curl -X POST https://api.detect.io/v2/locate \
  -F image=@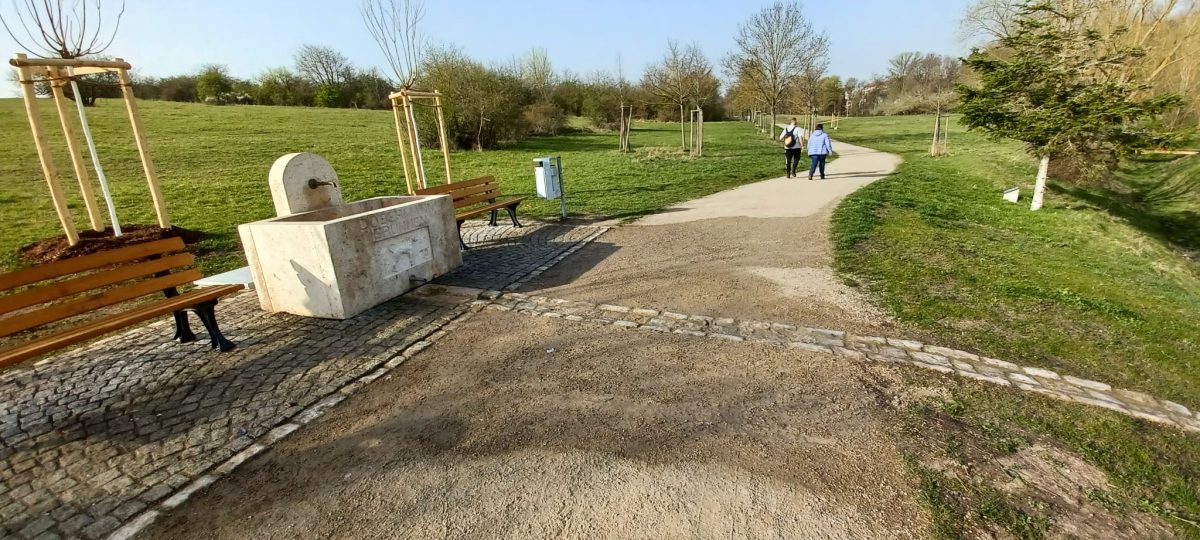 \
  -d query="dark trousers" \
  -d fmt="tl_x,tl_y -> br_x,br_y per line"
808,154 -> 827,178
785,148 -> 802,176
